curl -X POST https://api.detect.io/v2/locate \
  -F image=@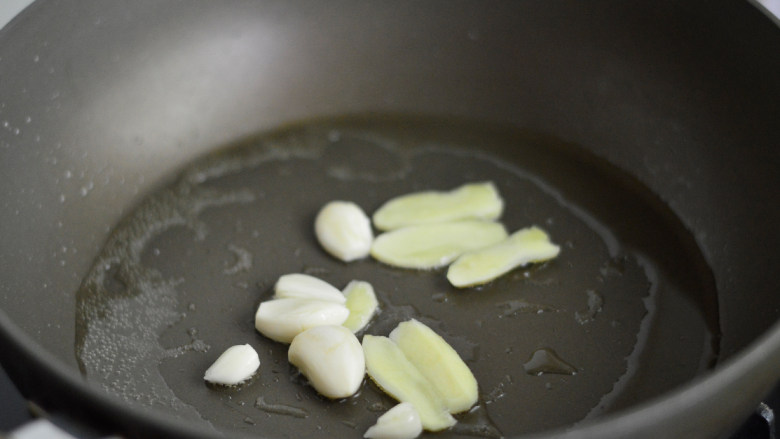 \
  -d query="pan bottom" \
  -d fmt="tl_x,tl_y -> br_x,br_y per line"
74,115 -> 719,437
